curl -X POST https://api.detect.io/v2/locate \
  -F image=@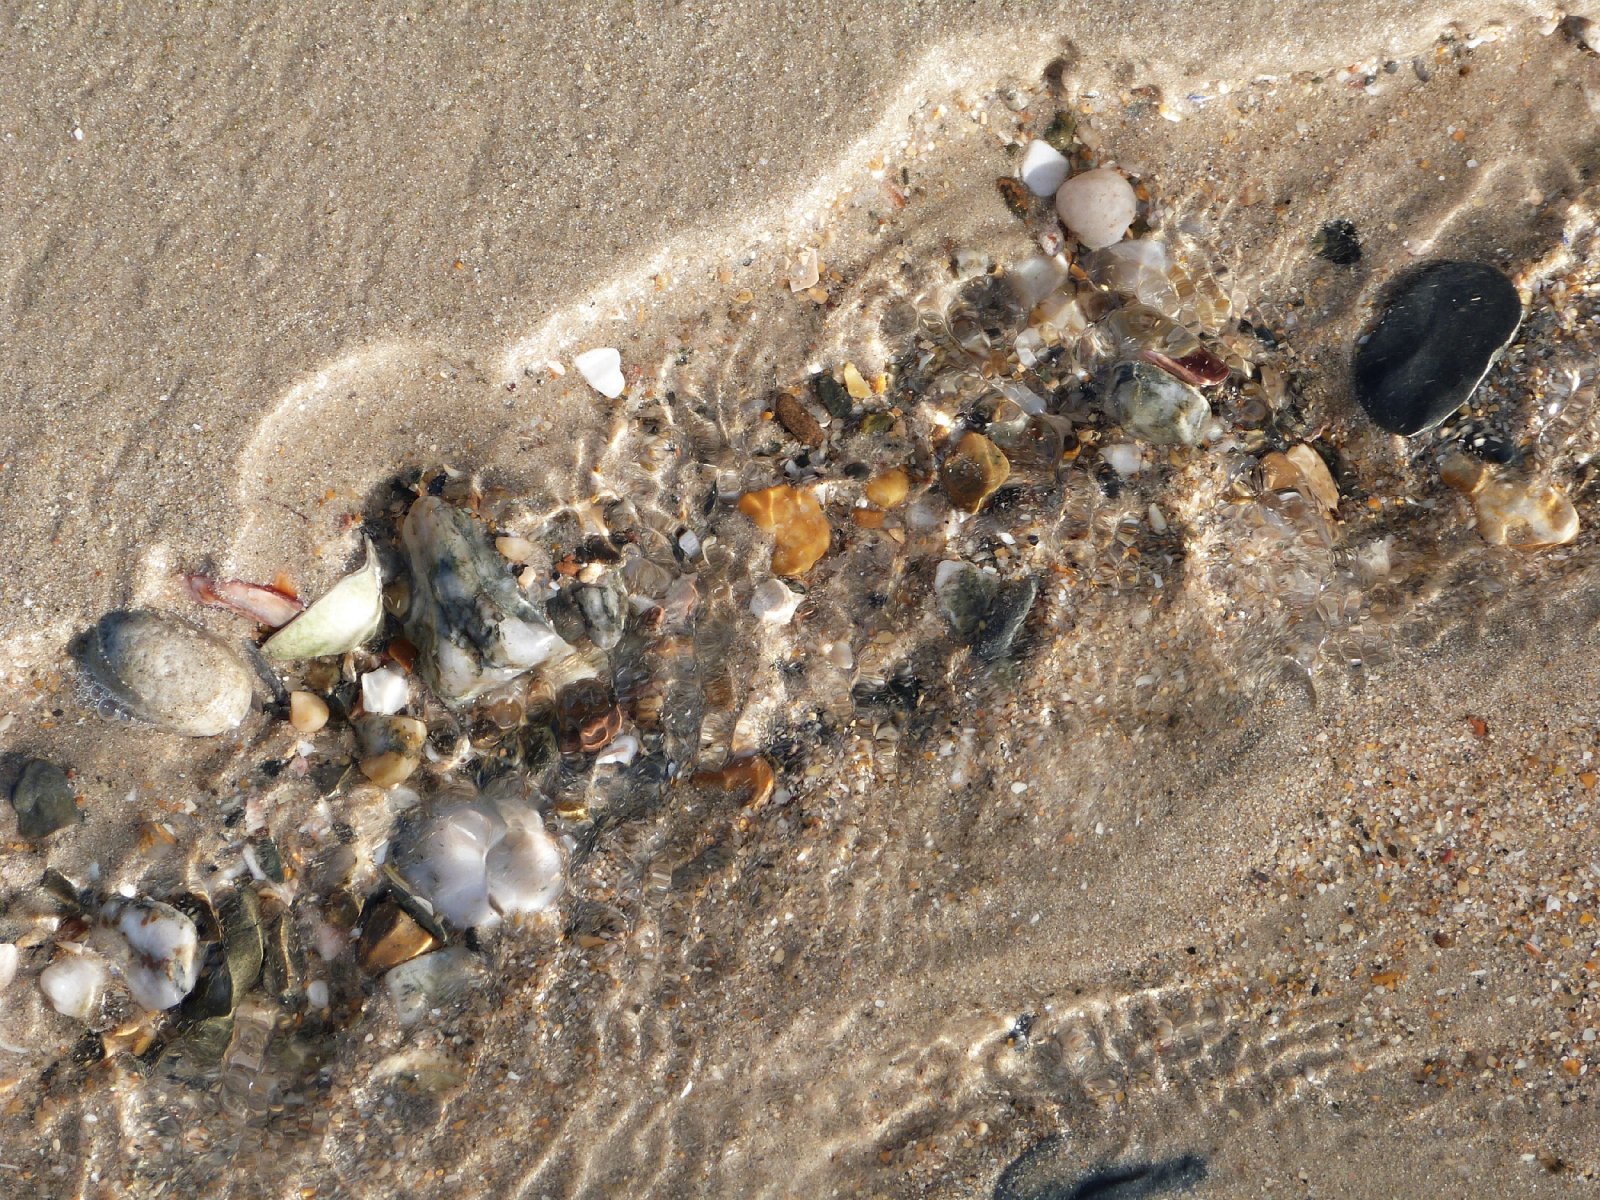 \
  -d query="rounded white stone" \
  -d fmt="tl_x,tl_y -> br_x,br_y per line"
750,578 -> 800,625
1019,139 -> 1070,197
360,667 -> 410,715
40,954 -> 108,1021
1054,168 -> 1138,251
